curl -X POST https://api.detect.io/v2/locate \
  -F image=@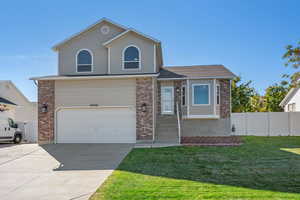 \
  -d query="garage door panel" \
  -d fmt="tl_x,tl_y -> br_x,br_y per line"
56,108 -> 136,143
